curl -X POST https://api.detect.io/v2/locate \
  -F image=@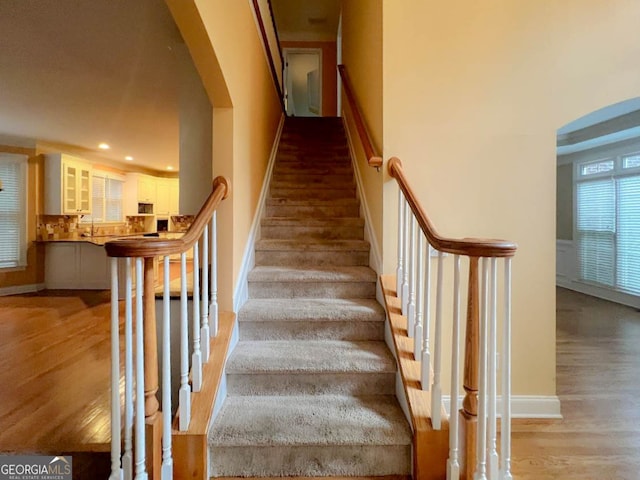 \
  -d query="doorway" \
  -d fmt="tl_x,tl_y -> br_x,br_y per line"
283,48 -> 322,117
